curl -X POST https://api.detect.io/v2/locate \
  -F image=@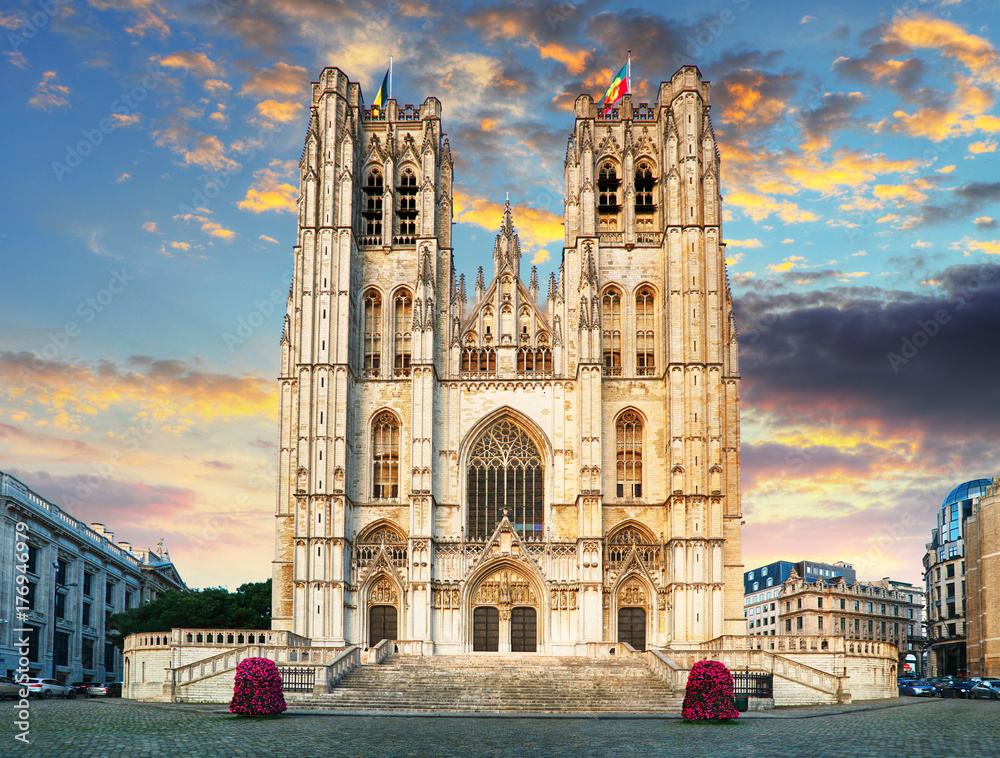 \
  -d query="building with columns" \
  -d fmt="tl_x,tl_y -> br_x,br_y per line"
0,471 -> 186,684
271,65 -> 744,654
